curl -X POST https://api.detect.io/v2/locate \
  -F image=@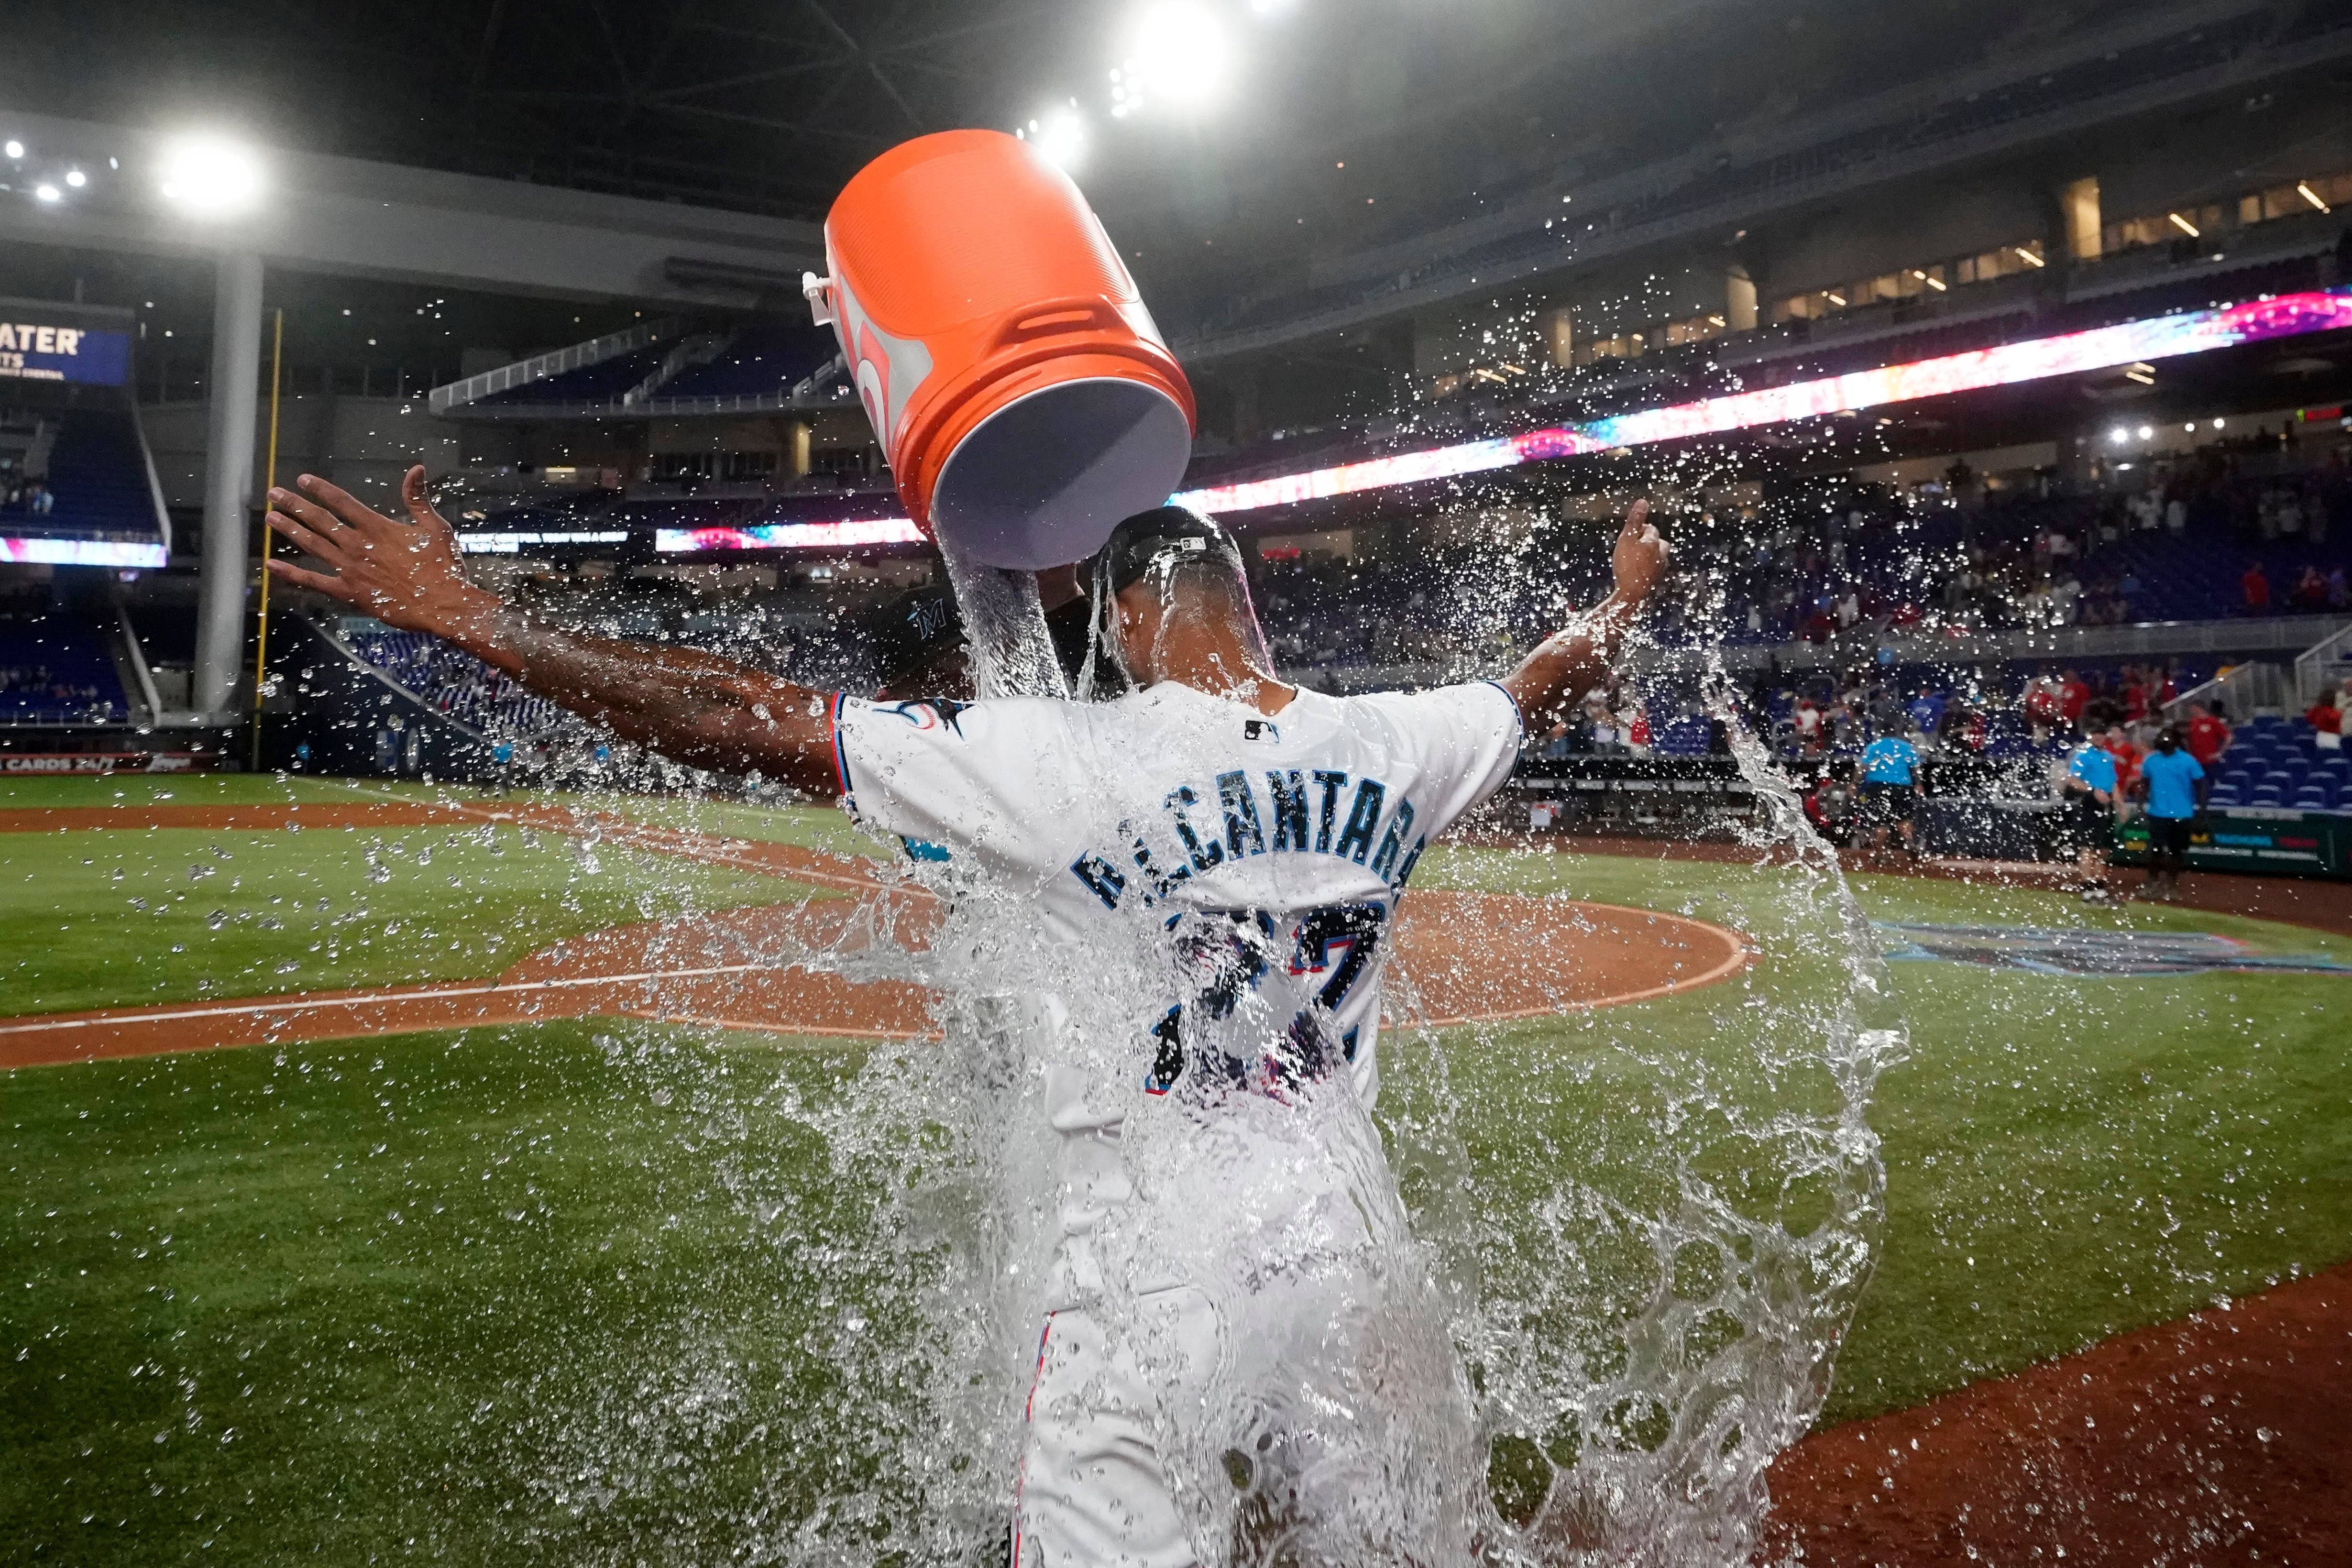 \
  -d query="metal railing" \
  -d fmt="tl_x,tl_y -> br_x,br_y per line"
2165,661 -> 2291,721
428,318 -> 683,417
2294,621 -> 2352,709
